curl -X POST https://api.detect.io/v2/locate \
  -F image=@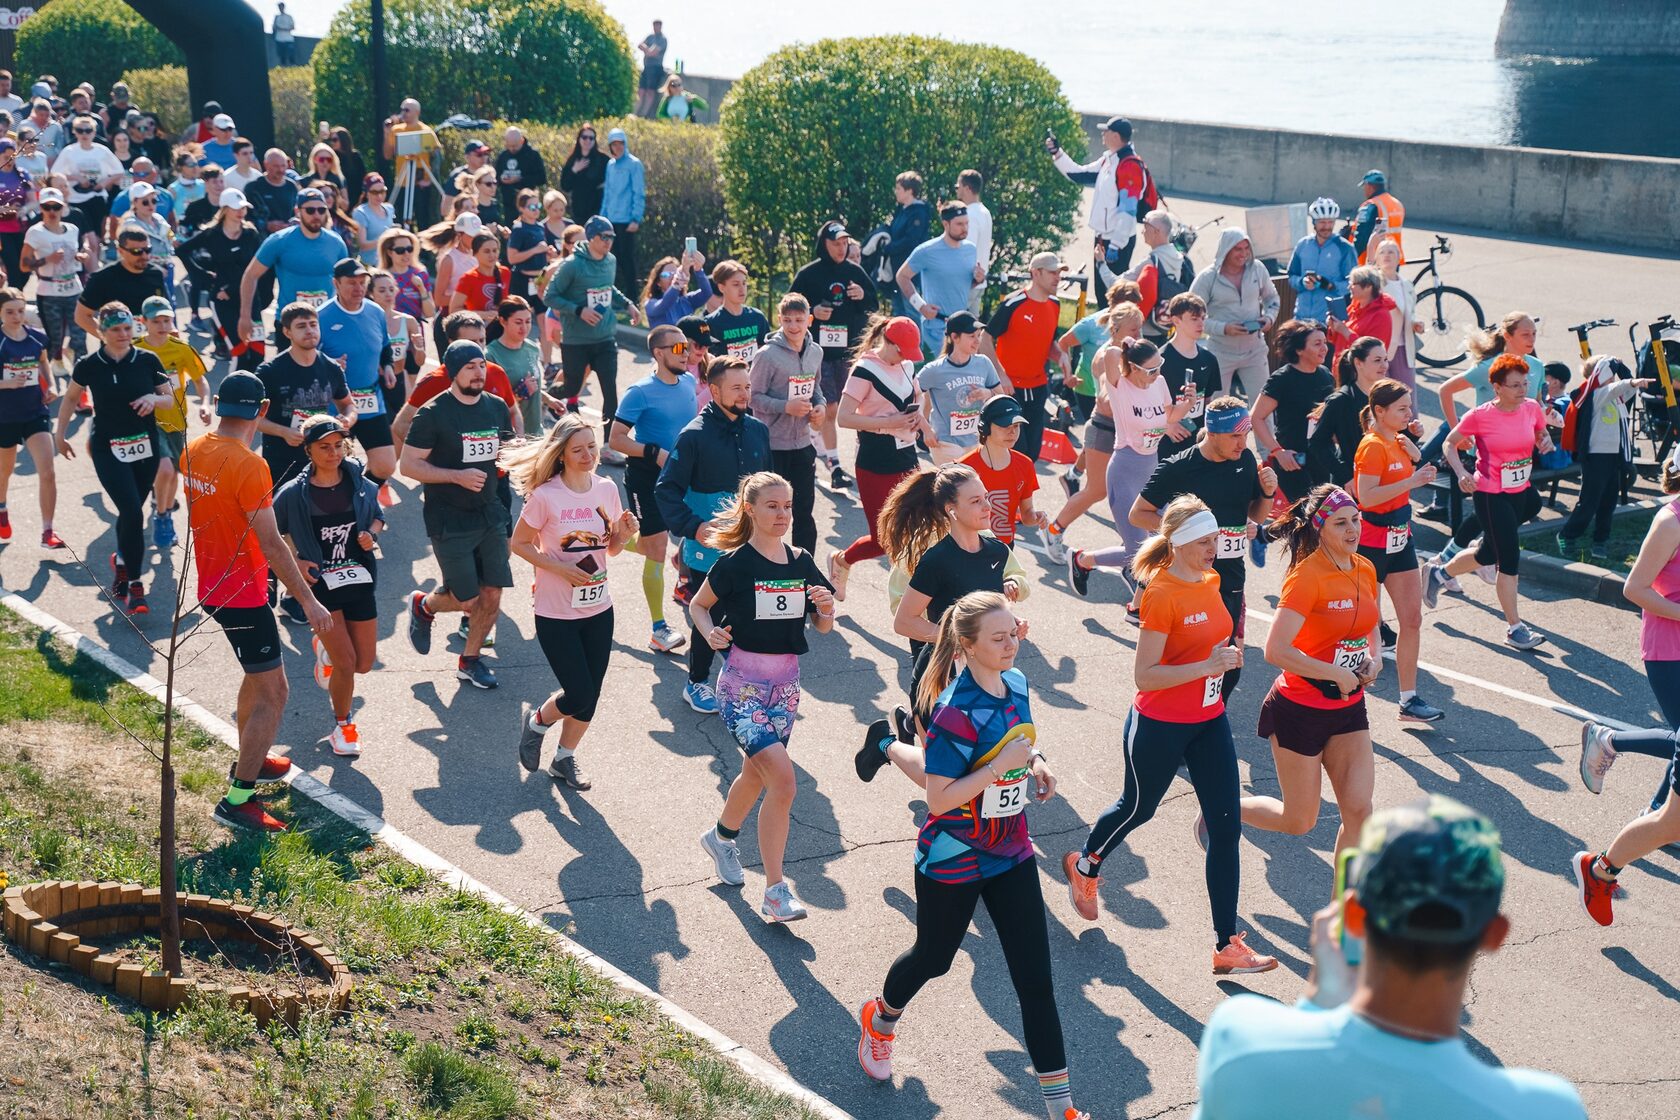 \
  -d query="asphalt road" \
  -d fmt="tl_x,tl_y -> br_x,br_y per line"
2,214 -> 1676,1119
